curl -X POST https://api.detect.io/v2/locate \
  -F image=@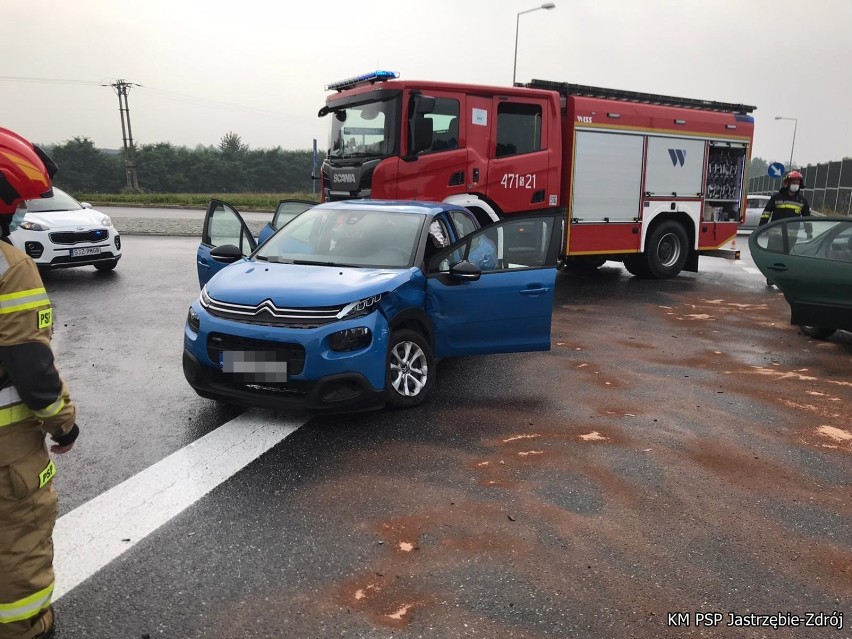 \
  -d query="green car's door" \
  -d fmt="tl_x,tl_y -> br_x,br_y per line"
749,217 -> 852,331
